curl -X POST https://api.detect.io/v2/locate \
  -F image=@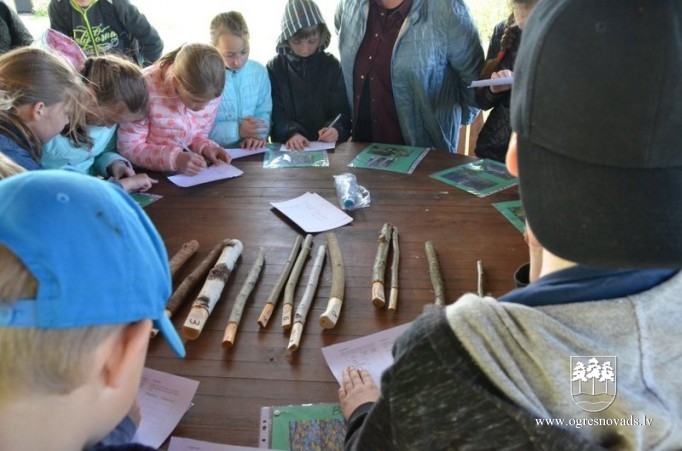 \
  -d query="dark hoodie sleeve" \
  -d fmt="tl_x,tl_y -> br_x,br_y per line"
115,0 -> 163,66
48,0 -> 71,37
267,56 -> 308,142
